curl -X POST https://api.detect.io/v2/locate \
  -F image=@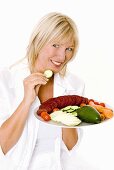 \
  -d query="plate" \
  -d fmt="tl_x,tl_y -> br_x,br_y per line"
34,105 -> 114,128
